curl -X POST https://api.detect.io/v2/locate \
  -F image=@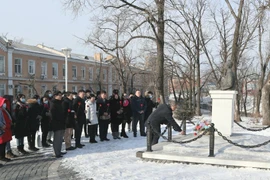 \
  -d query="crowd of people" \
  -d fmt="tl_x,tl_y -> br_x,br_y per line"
0,88 -> 159,166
